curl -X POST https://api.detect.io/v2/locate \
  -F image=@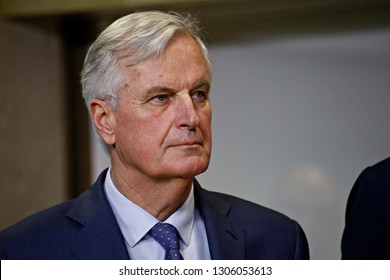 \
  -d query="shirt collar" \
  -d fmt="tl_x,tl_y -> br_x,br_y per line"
104,168 -> 194,248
